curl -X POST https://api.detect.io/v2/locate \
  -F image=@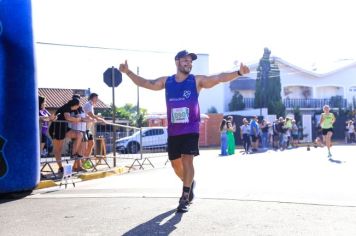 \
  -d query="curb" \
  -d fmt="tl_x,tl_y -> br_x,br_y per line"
36,167 -> 128,190
77,167 -> 128,181
35,180 -> 58,189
